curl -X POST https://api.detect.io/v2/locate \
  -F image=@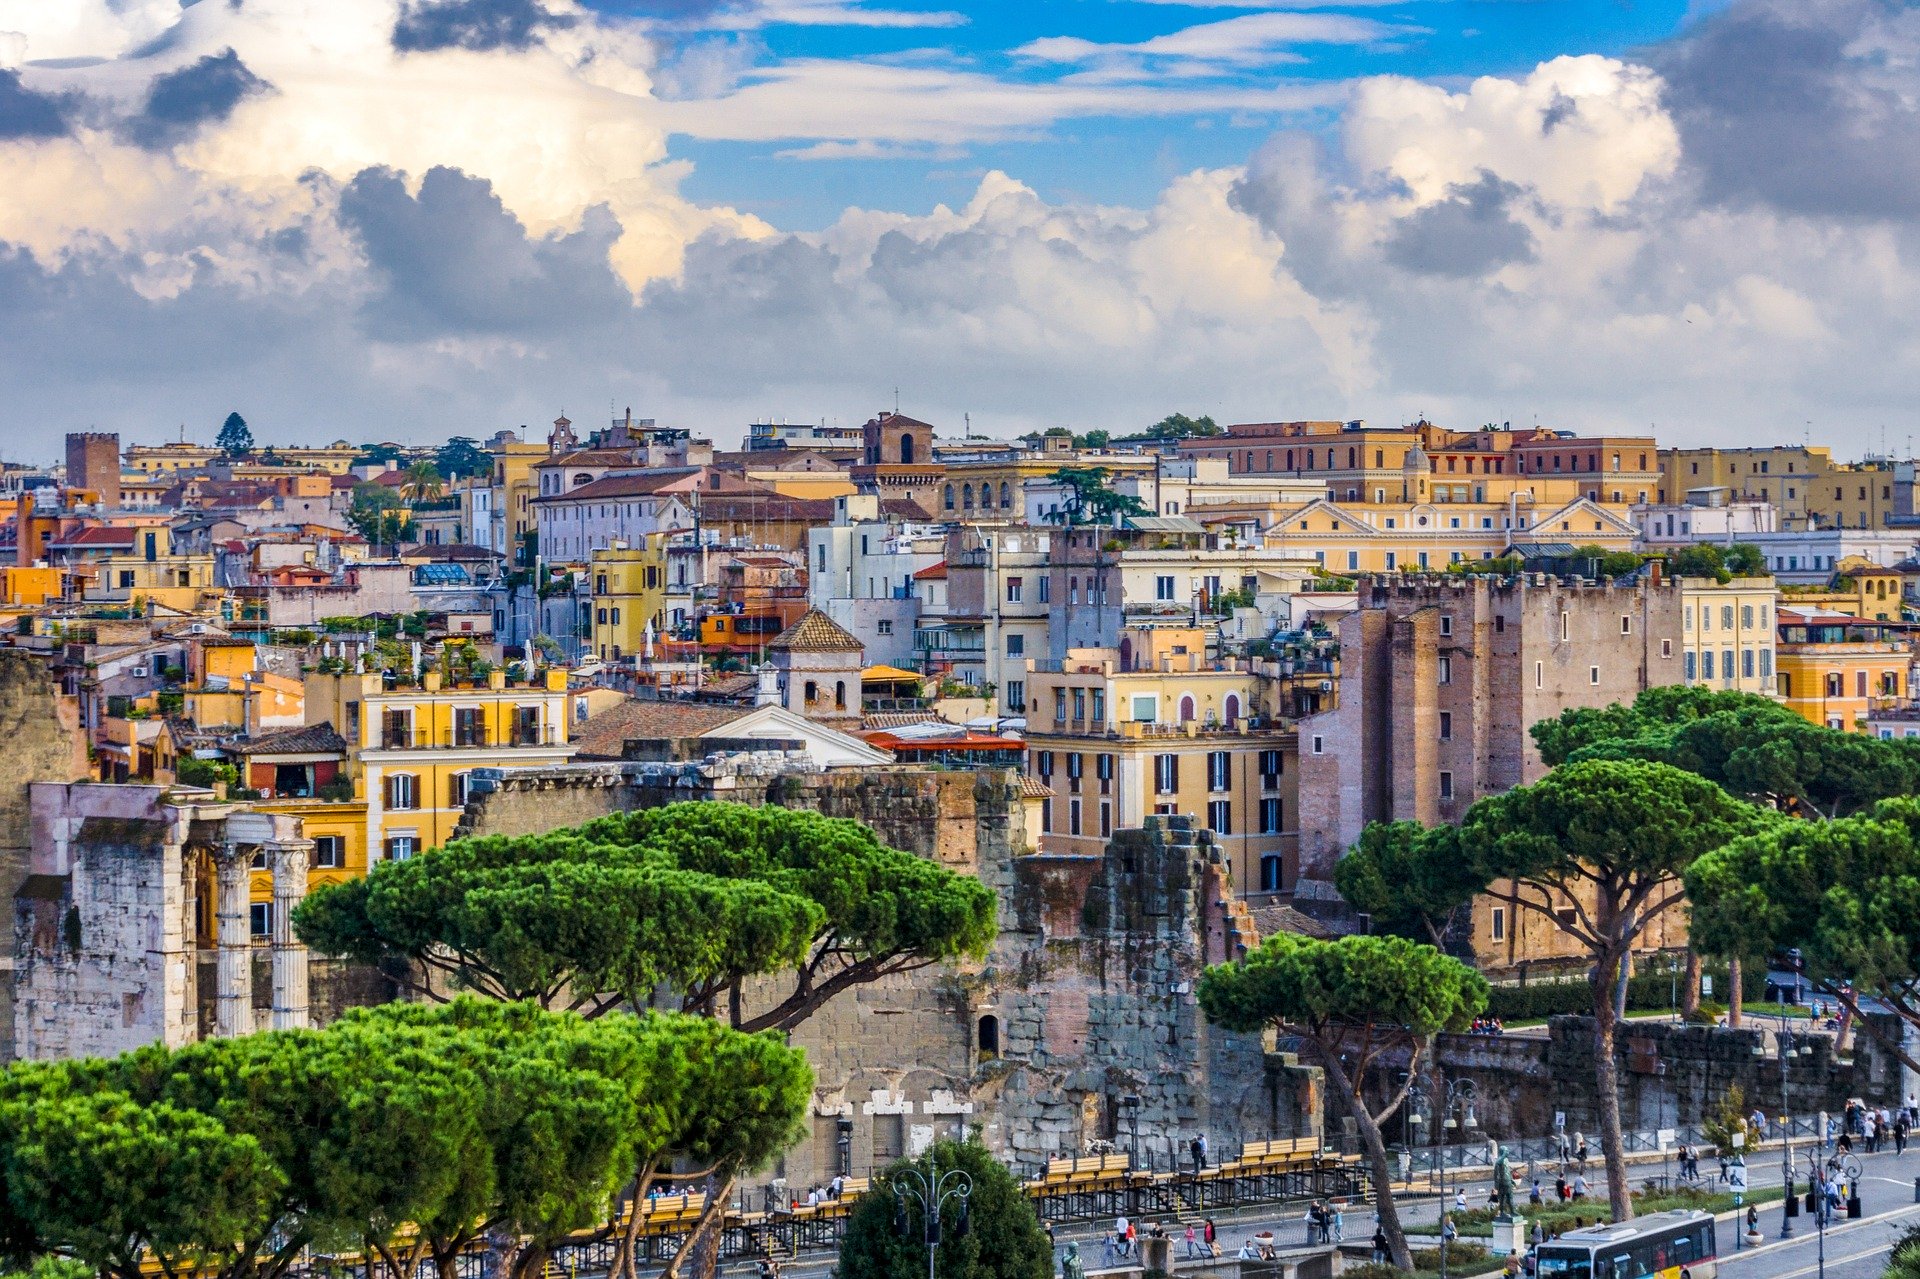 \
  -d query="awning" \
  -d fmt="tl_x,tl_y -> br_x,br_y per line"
861,664 -> 923,683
